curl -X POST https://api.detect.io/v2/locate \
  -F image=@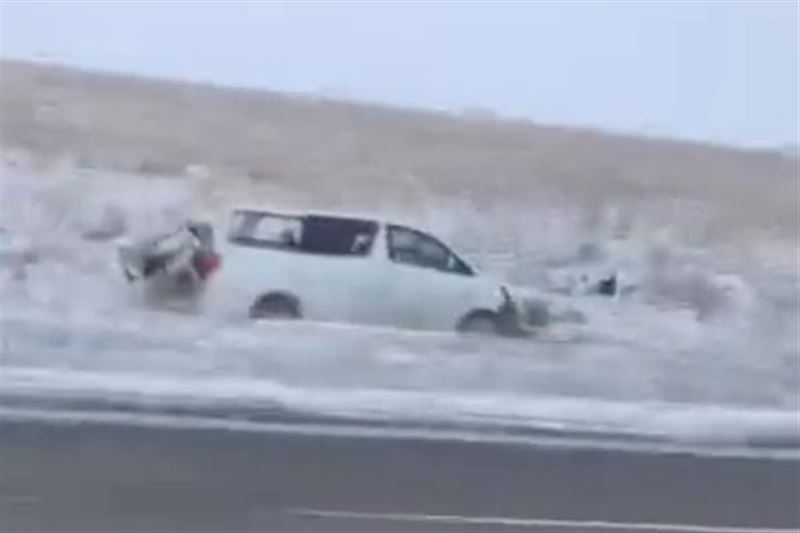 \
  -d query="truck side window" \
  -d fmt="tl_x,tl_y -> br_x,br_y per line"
387,225 -> 473,276
301,216 -> 378,256
228,212 -> 376,256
